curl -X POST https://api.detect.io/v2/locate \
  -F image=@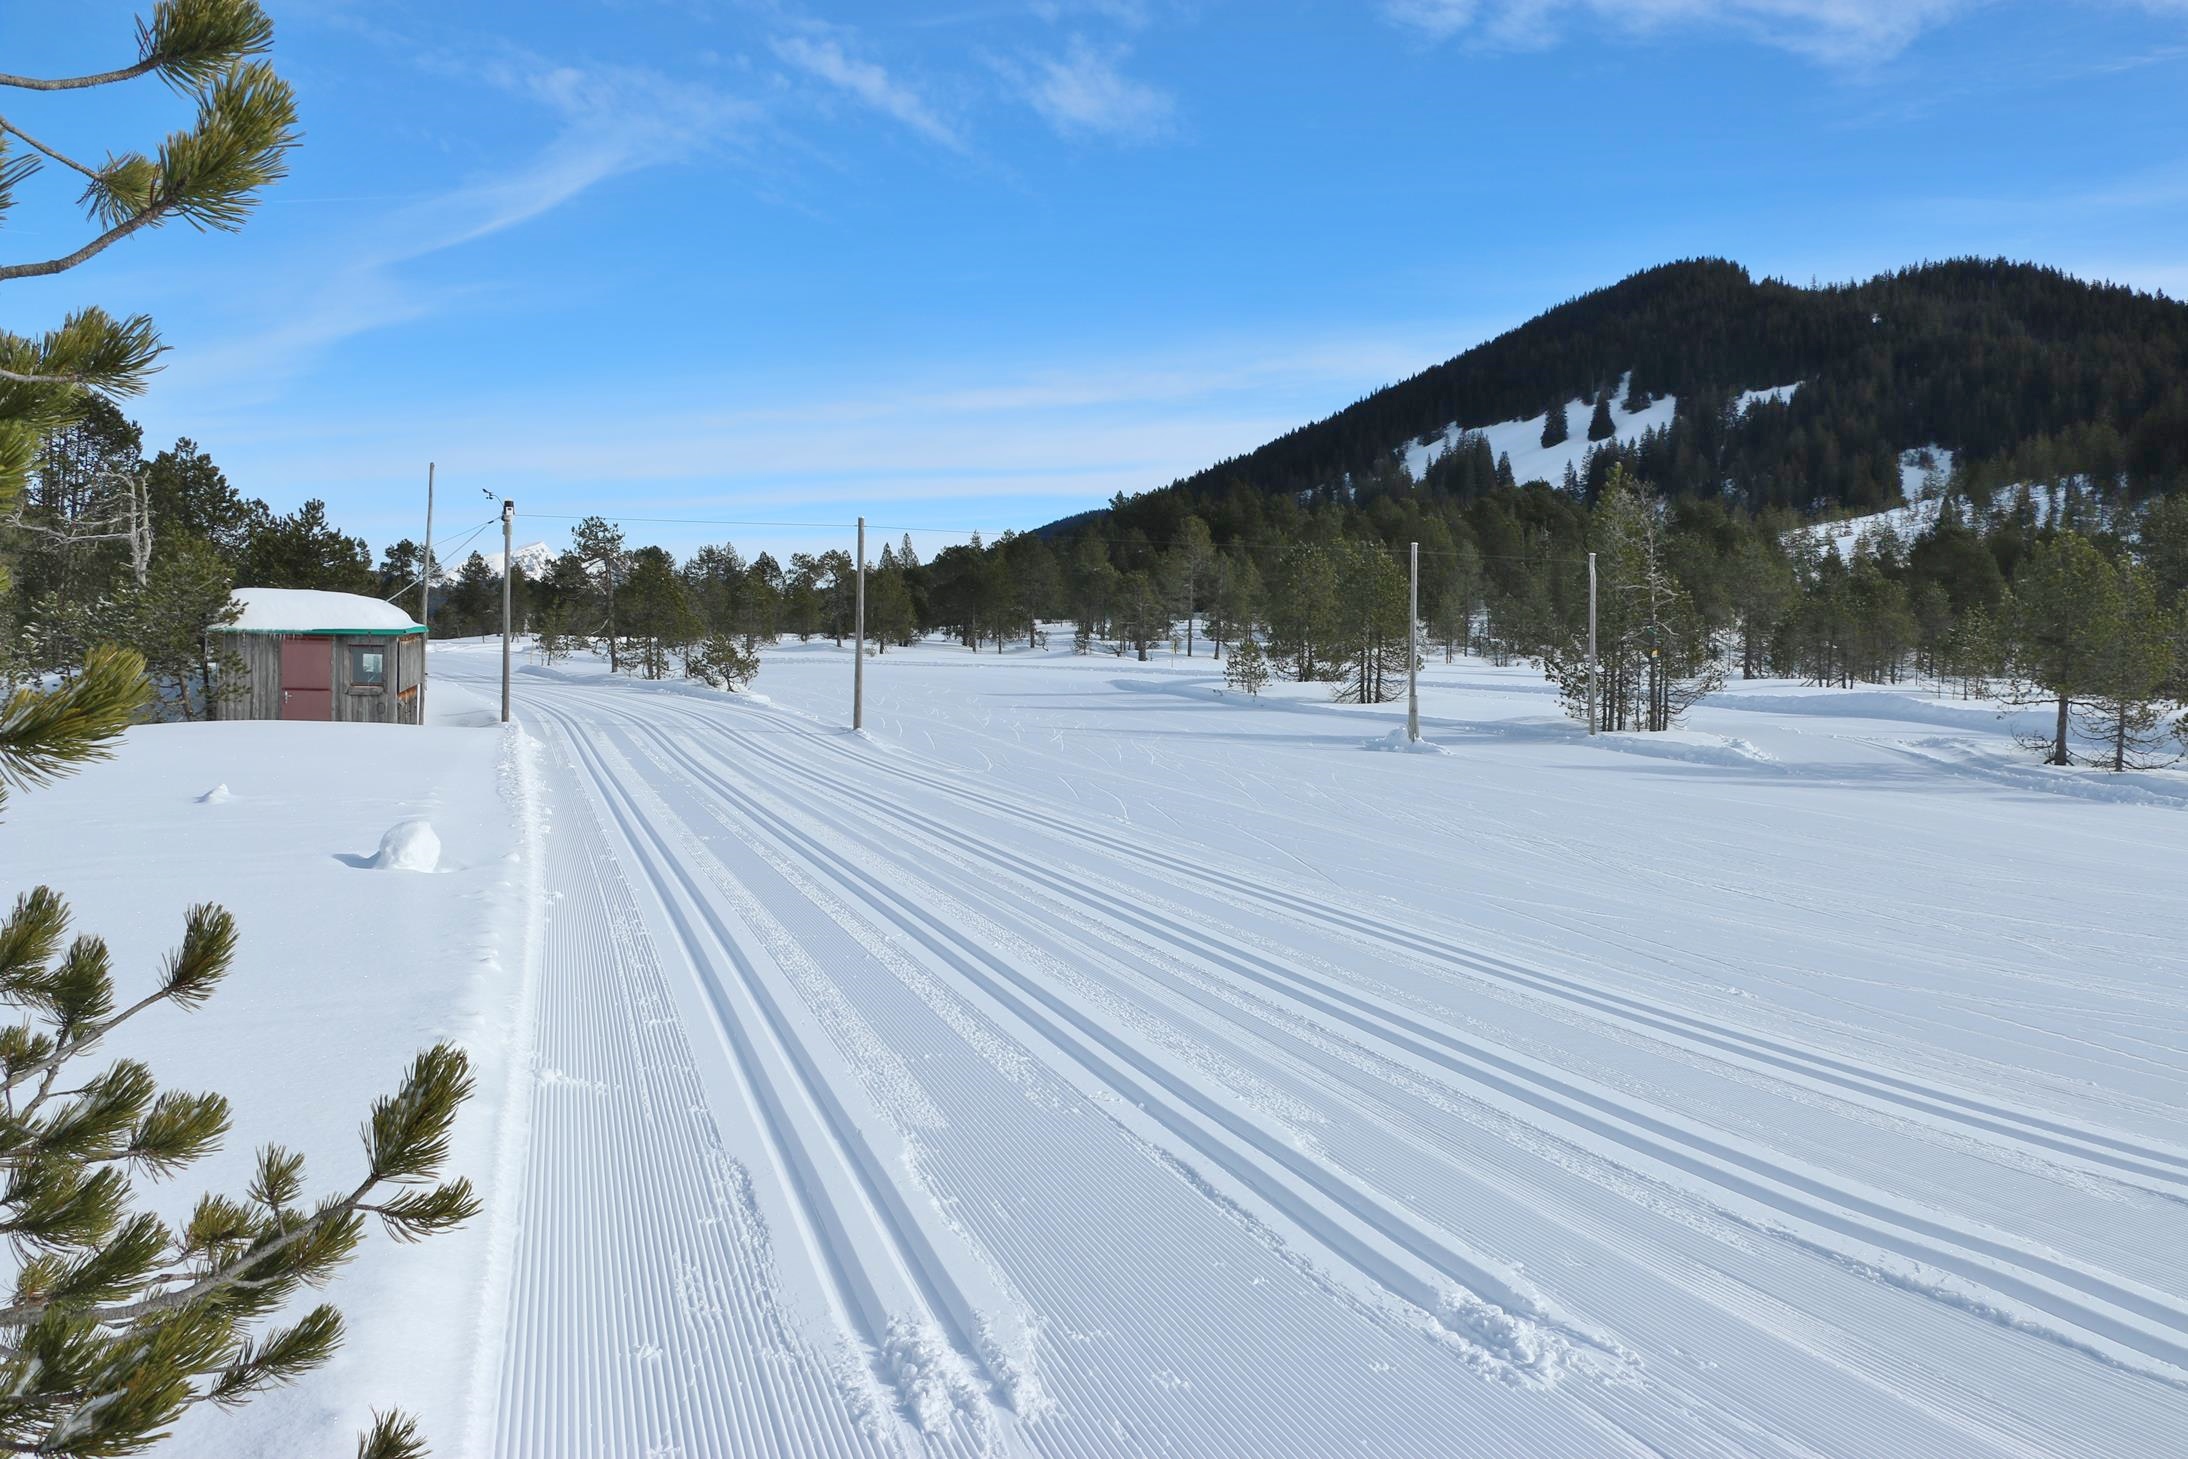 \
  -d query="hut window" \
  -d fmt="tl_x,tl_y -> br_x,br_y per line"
350,645 -> 387,686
